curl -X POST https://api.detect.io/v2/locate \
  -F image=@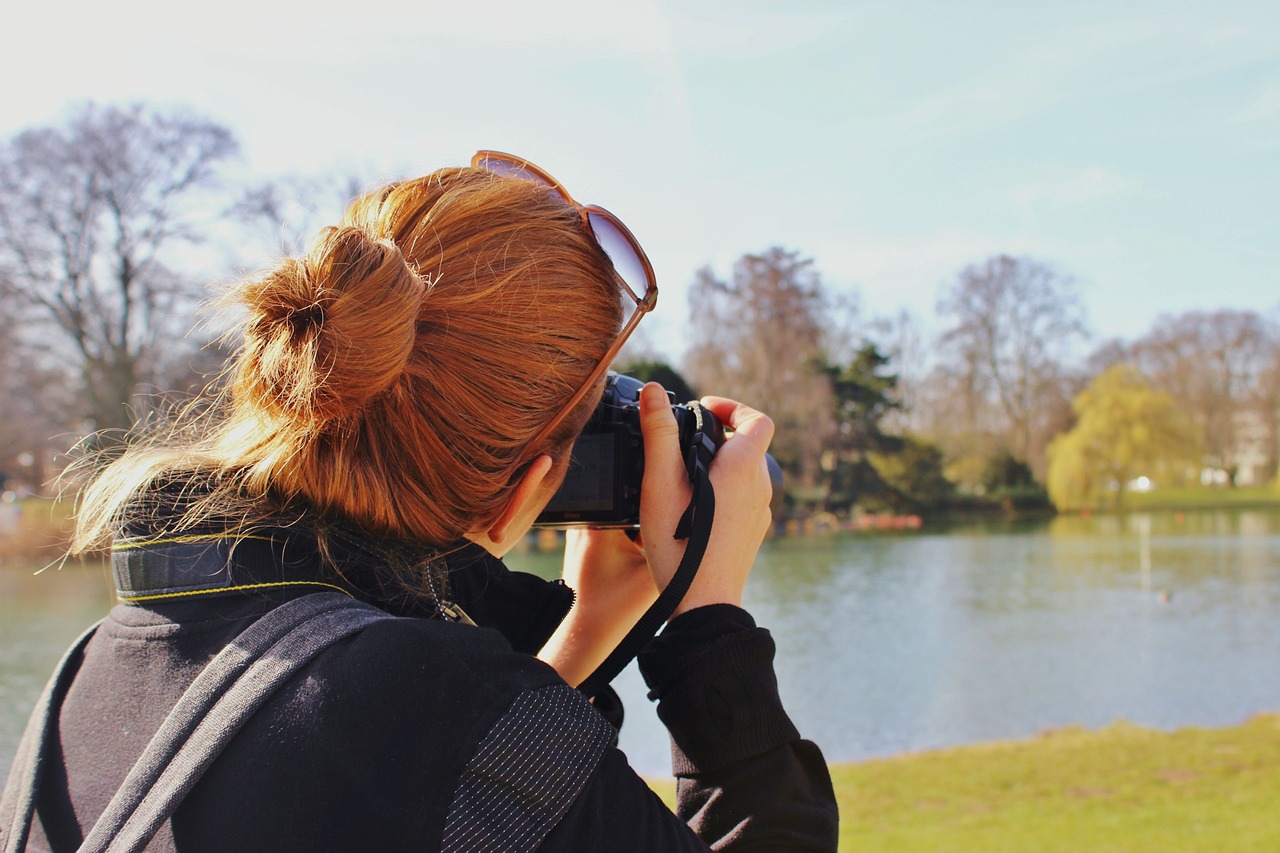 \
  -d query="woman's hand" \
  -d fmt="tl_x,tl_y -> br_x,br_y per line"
638,382 -> 775,616
537,528 -> 658,687
537,381 -> 775,684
